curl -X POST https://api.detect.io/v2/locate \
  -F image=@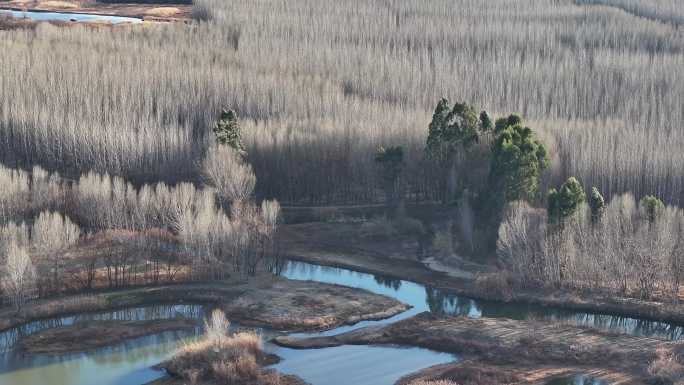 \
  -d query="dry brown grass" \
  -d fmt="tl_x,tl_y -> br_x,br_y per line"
0,14 -> 36,30
410,381 -> 460,385
144,7 -> 178,17
167,309 -> 282,385
648,347 -> 684,384
38,1 -> 78,9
